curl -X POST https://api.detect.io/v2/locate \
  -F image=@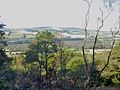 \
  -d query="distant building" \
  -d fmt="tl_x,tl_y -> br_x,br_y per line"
5,49 -> 25,57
